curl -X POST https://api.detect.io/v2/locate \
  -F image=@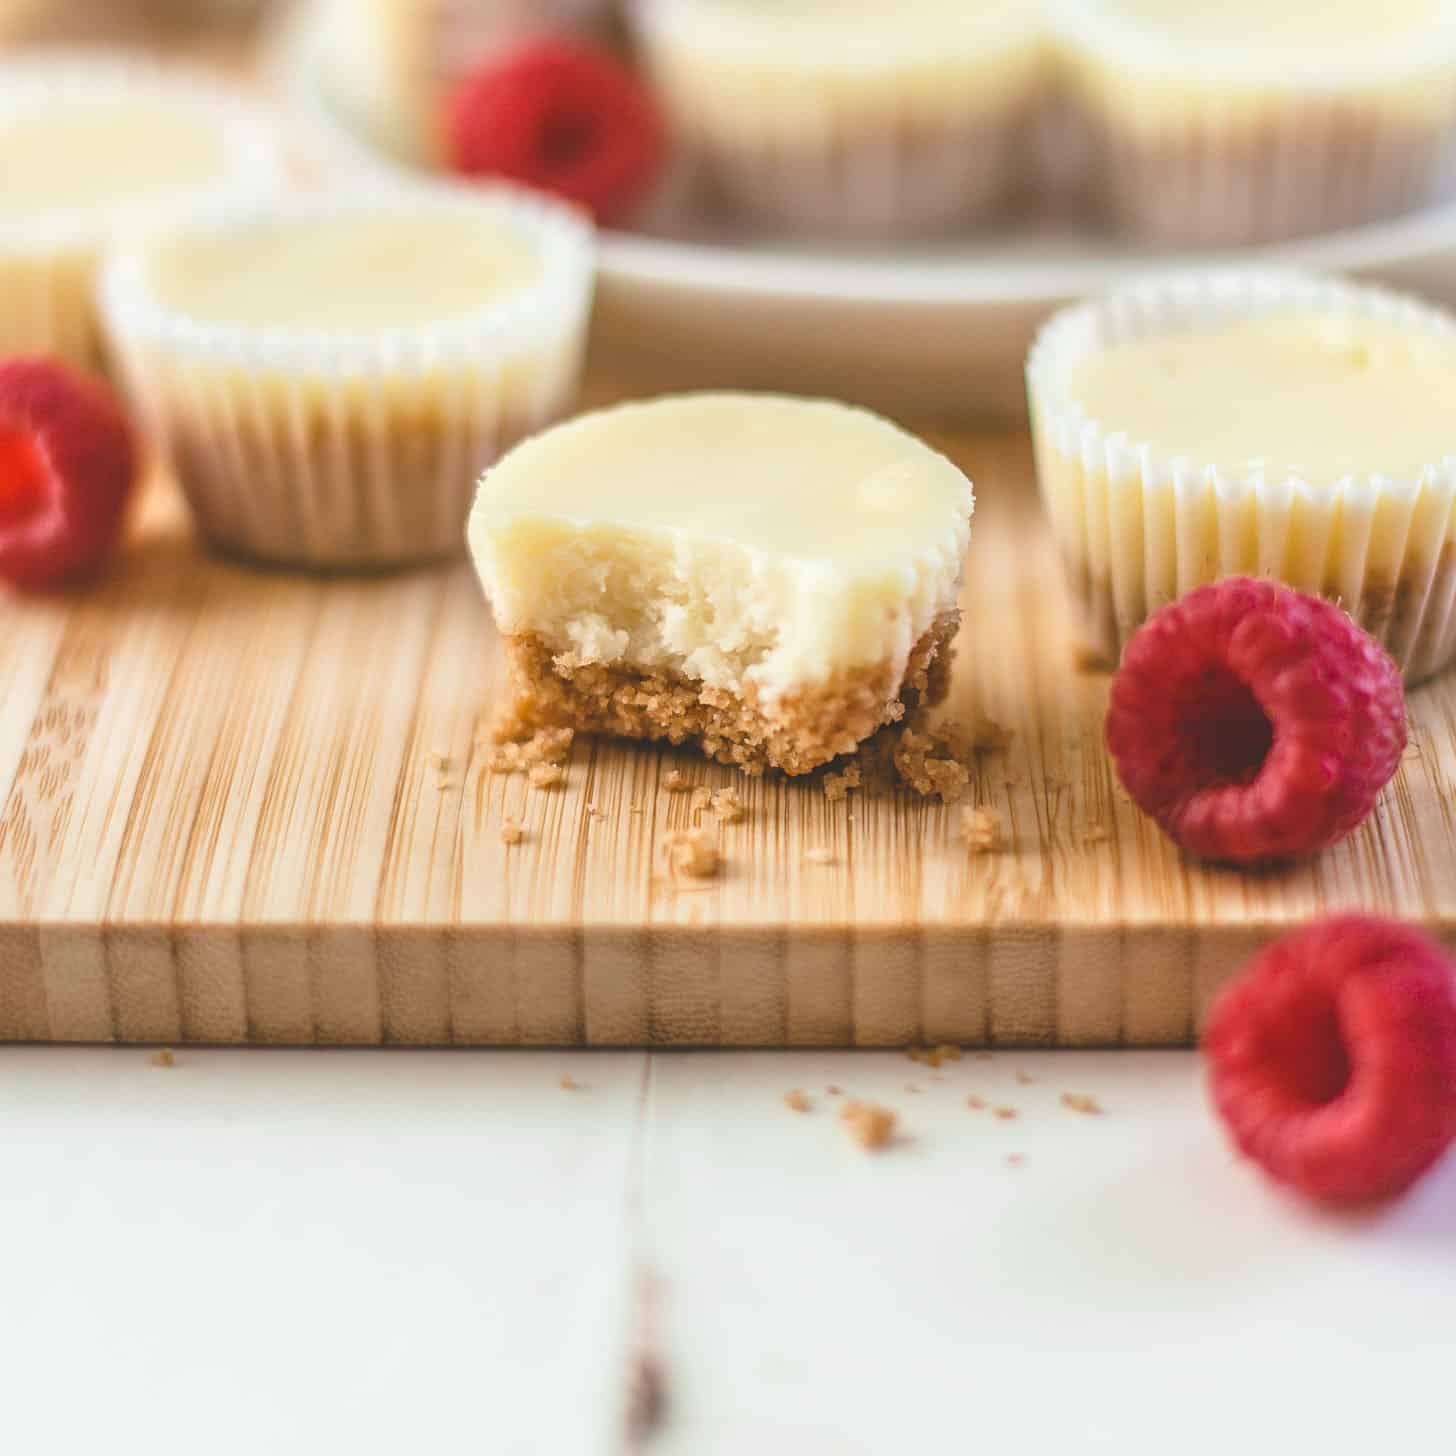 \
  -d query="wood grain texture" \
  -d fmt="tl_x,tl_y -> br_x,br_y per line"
3,413 -> 1455,1047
